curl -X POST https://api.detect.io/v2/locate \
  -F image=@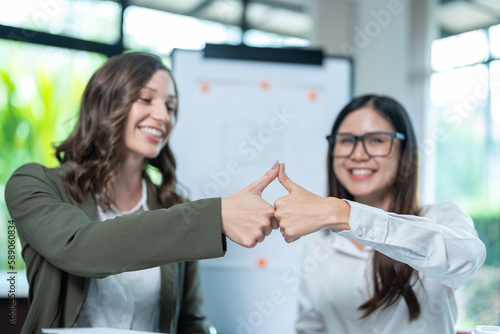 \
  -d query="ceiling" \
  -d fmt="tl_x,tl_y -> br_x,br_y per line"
127,0 -> 500,39
439,0 -> 500,36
